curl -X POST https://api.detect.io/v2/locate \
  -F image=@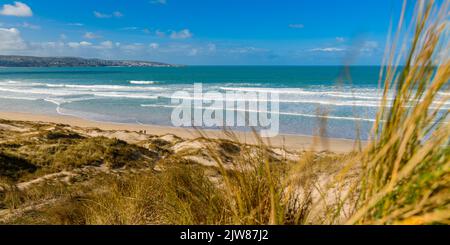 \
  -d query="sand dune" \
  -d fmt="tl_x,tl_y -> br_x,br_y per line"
0,111 -> 360,153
